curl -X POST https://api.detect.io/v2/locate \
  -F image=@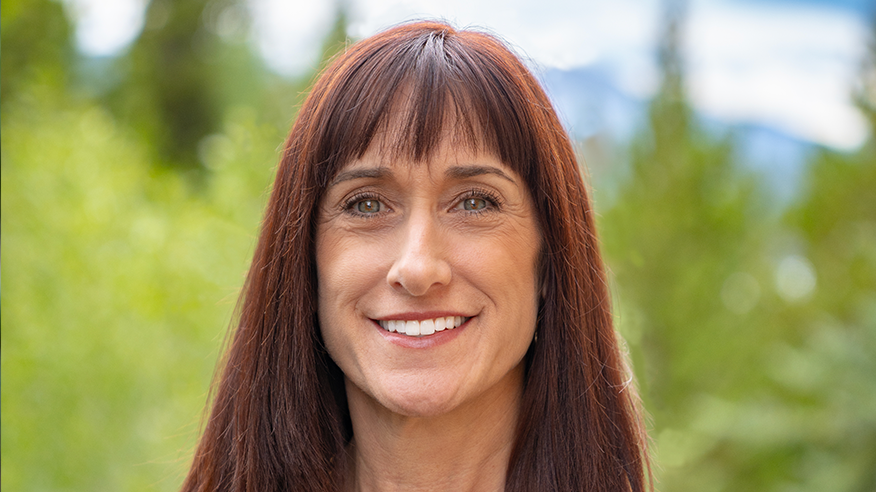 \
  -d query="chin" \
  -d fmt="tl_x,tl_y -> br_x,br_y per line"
384,396 -> 458,418
373,377 -> 465,418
